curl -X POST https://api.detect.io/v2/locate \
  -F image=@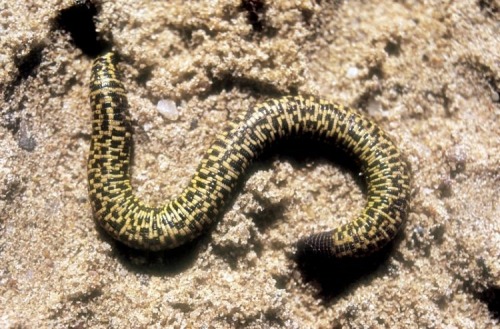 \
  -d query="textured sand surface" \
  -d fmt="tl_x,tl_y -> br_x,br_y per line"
1,0 -> 499,328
